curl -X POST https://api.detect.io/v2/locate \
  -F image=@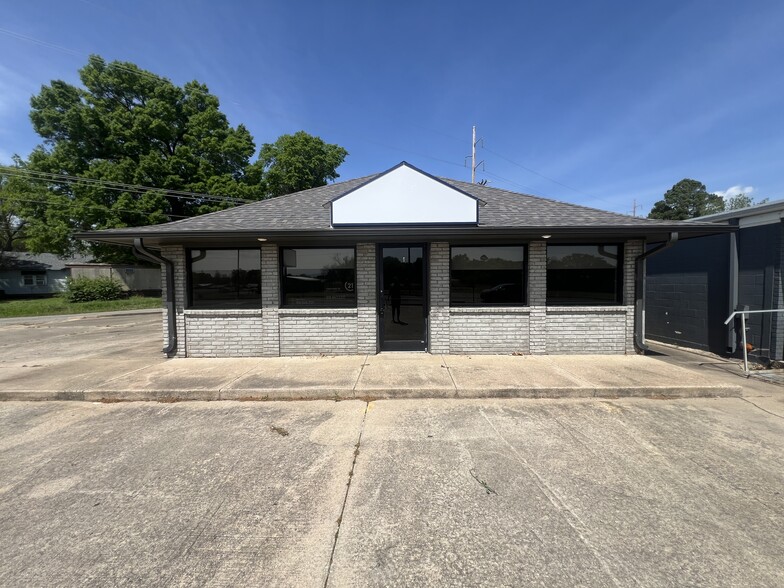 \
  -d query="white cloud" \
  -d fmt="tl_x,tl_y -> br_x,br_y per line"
713,185 -> 755,198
